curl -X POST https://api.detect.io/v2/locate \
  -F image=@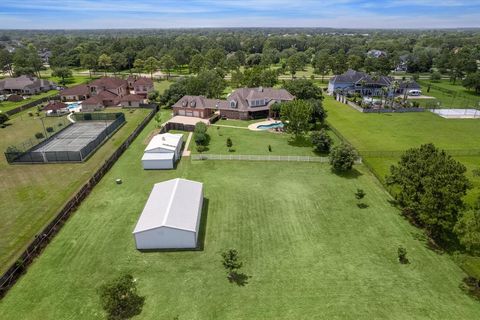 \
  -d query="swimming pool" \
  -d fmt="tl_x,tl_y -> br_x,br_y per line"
257,122 -> 284,130
67,102 -> 80,110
